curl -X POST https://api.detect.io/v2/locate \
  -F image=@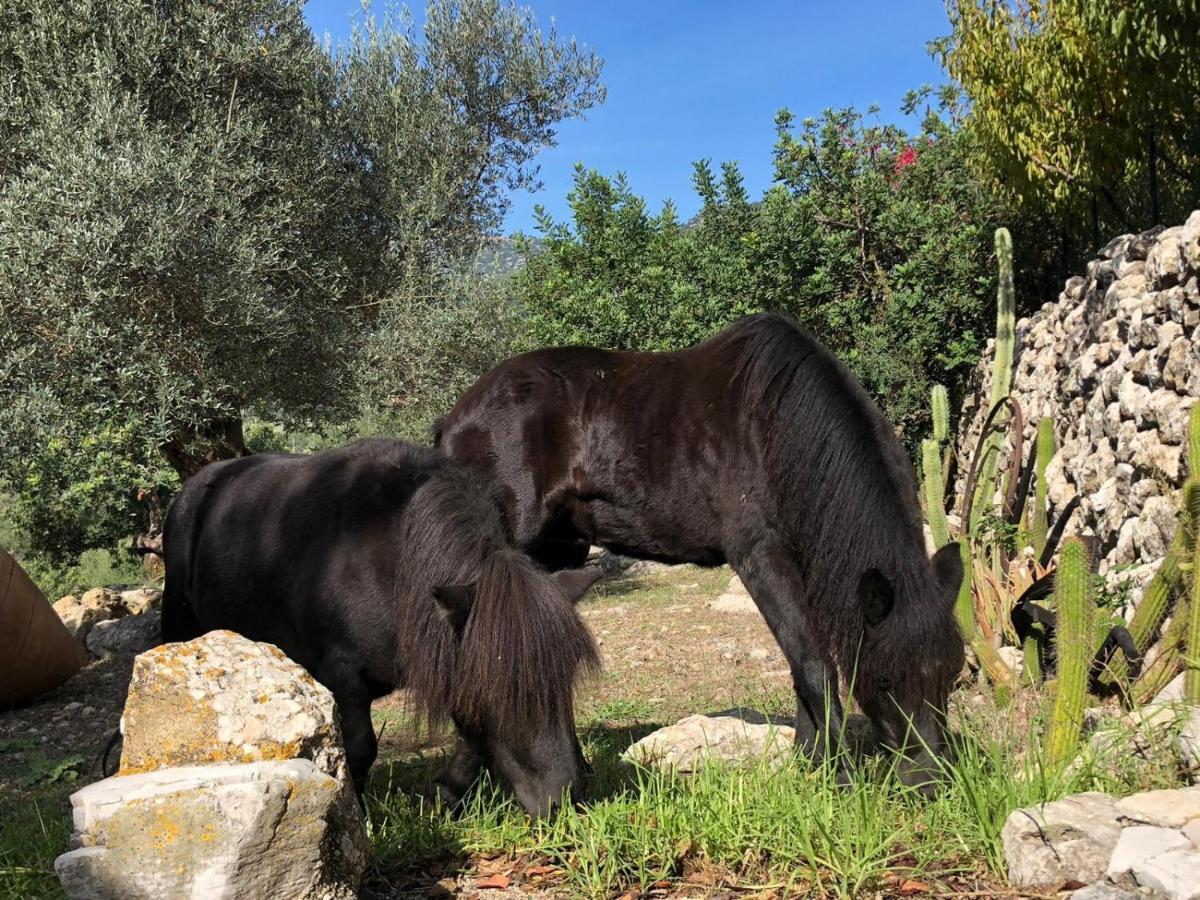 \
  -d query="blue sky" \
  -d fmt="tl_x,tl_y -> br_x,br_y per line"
304,1 -> 953,236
